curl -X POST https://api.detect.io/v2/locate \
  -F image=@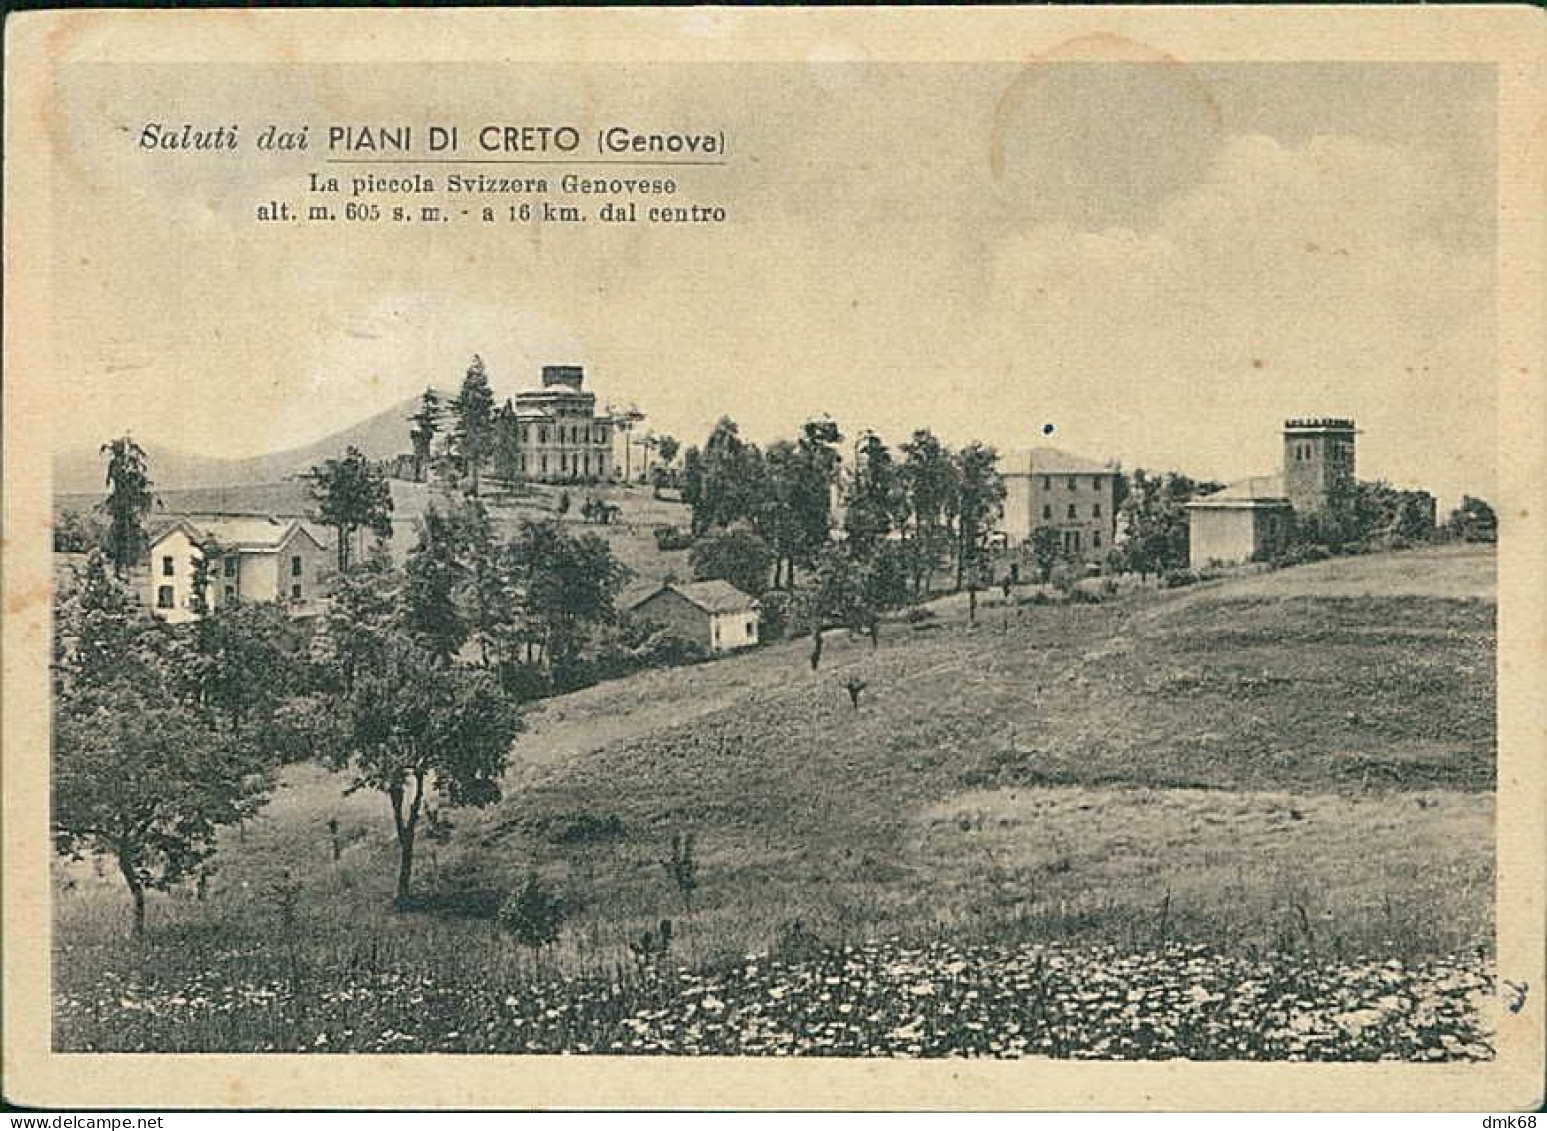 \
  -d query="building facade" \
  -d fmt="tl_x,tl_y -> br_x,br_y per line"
147,516 -> 330,623
1000,447 -> 1118,563
626,580 -> 761,653
508,365 -> 616,483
